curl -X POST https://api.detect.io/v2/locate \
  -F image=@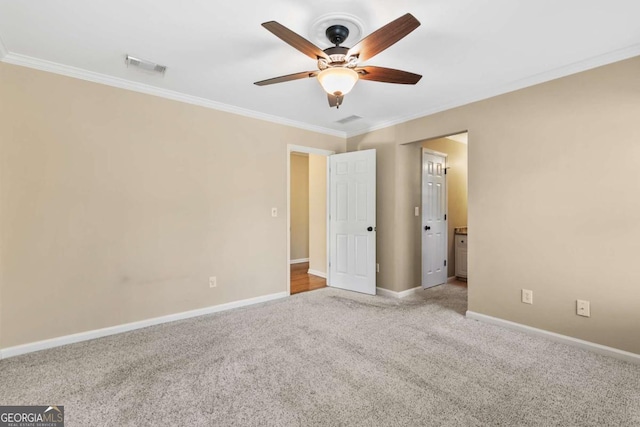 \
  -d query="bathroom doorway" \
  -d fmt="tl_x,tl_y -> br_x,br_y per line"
421,132 -> 468,288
